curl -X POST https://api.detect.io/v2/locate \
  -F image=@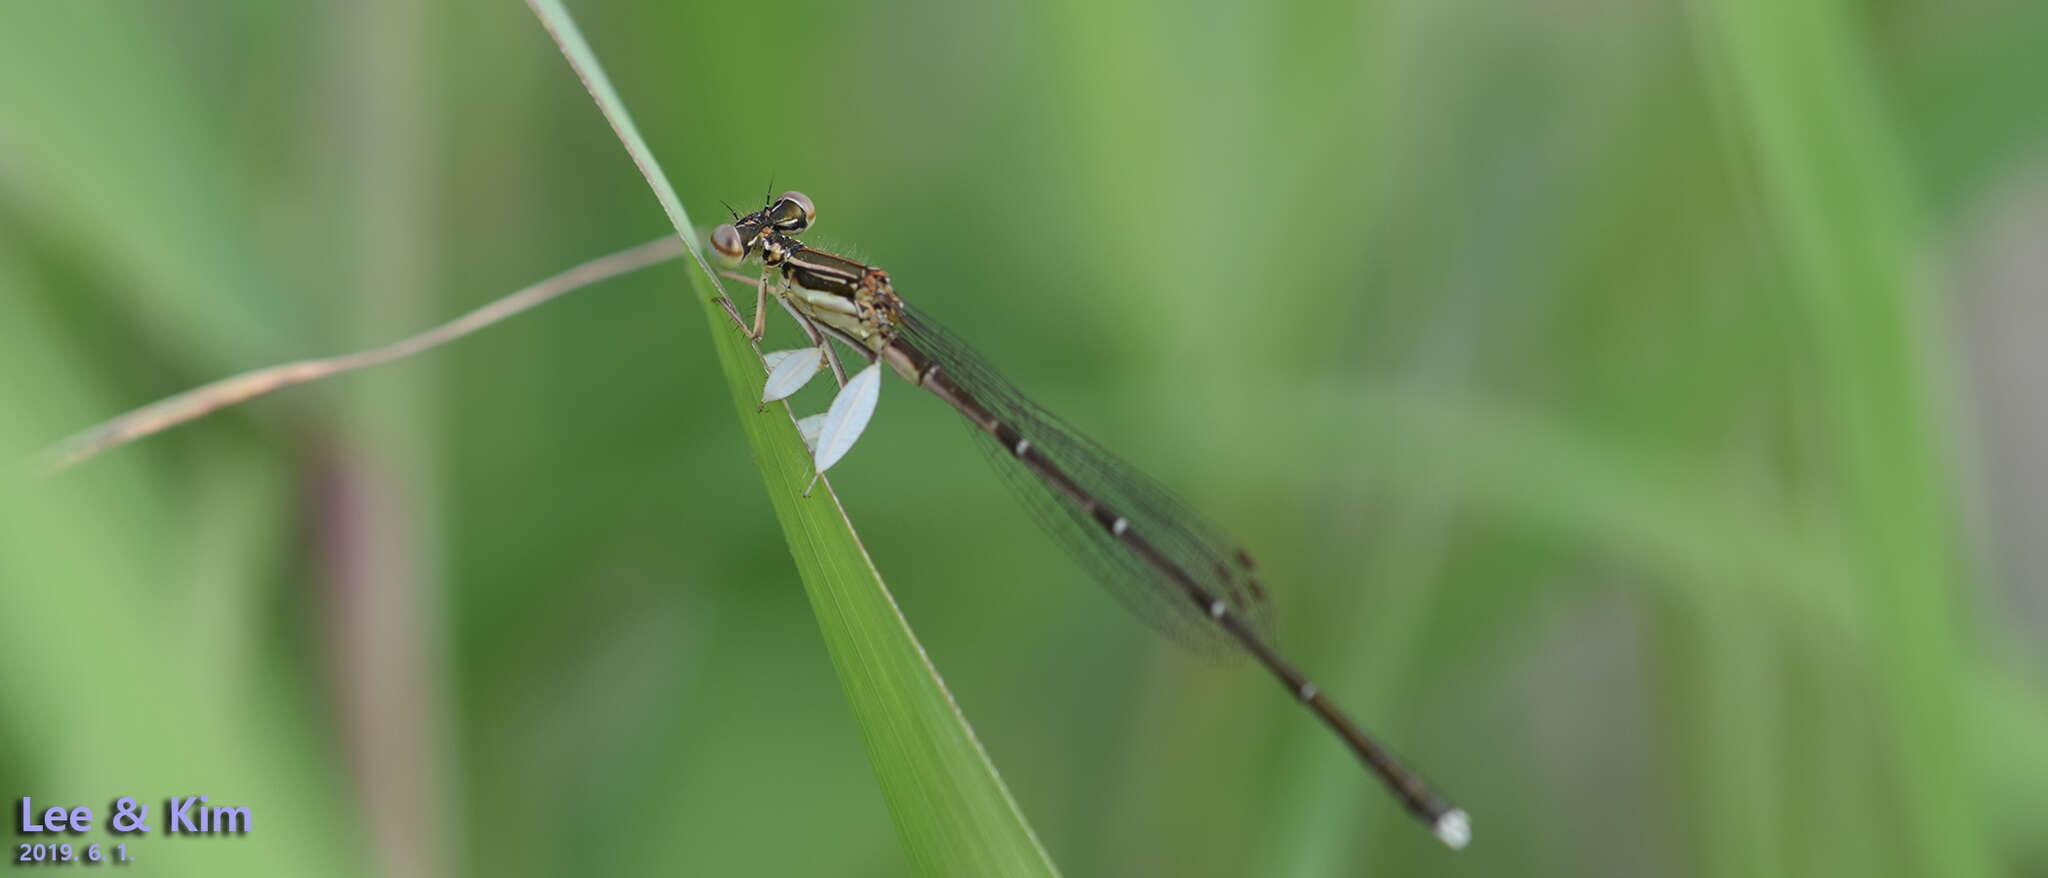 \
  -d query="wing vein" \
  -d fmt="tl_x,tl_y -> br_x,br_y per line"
898,305 -> 1276,659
